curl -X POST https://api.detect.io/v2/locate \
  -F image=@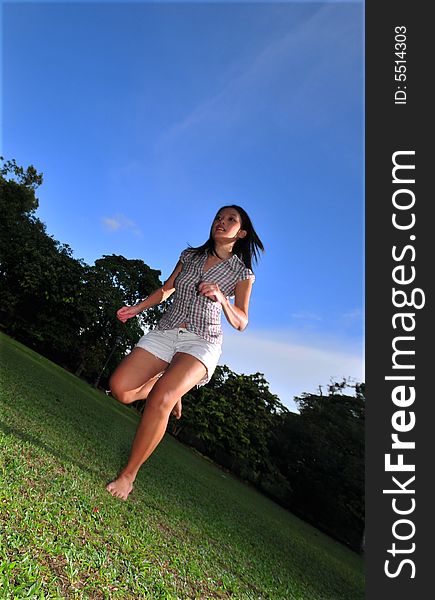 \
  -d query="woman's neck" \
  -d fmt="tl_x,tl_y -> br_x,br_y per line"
213,242 -> 234,260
